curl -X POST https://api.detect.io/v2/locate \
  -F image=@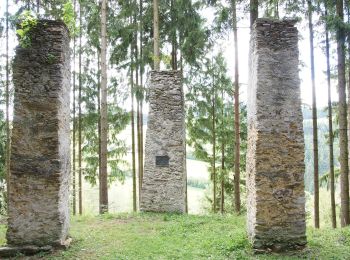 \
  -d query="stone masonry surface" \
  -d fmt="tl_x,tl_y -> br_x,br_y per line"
140,71 -> 187,213
7,20 -> 70,247
246,19 -> 307,252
